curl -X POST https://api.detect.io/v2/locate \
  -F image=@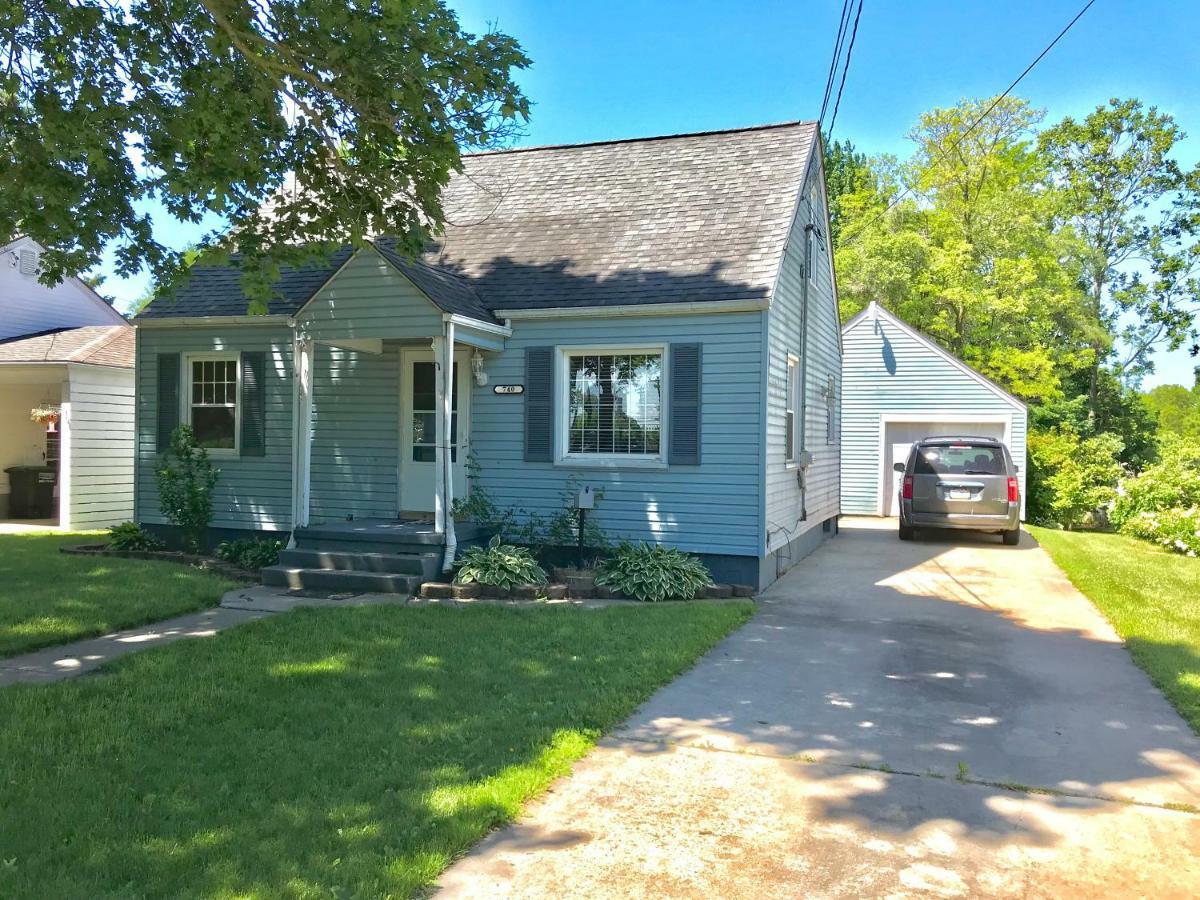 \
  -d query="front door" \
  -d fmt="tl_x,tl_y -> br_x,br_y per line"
399,349 -> 470,514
